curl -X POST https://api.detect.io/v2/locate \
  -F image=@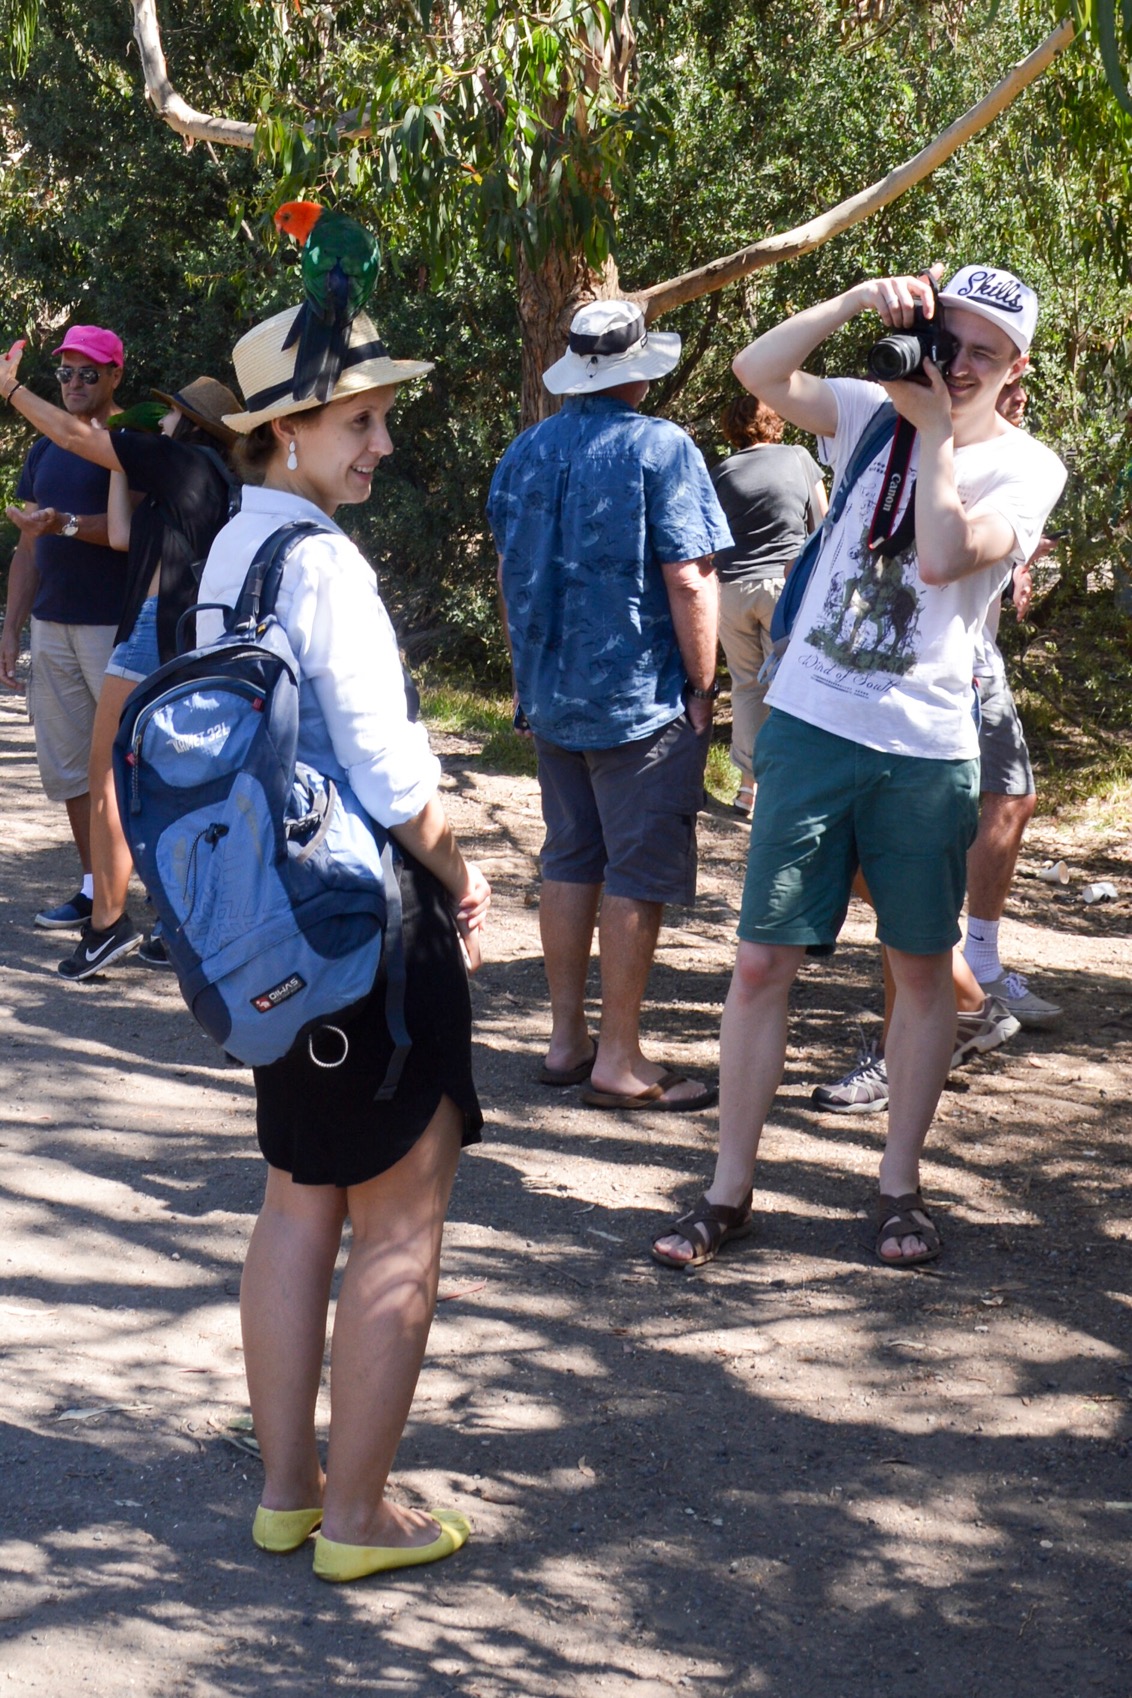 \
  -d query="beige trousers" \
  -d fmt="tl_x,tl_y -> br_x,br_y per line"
718,575 -> 783,785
